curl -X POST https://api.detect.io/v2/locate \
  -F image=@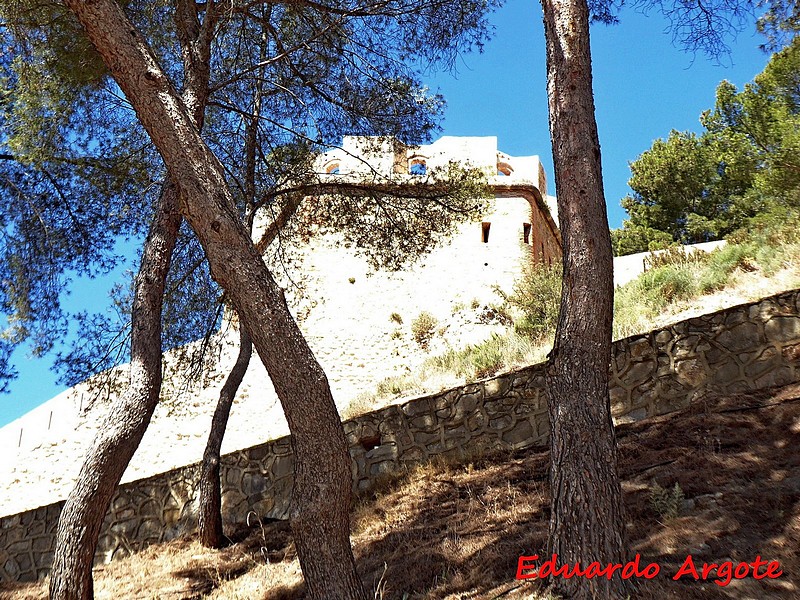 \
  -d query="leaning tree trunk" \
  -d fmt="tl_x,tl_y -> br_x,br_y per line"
63,1 -> 366,598
197,327 -> 252,548
50,3 -> 213,598
49,185 -> 181,600
540,0 -> 634,598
